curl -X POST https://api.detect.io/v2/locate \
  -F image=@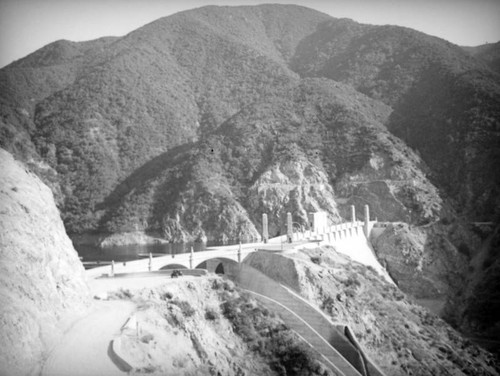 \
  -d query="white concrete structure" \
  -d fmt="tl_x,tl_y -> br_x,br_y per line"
308,212 -> 328,233
86,244 -> 259,279
262,213 -> 269,243
86,206 -> 389,283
